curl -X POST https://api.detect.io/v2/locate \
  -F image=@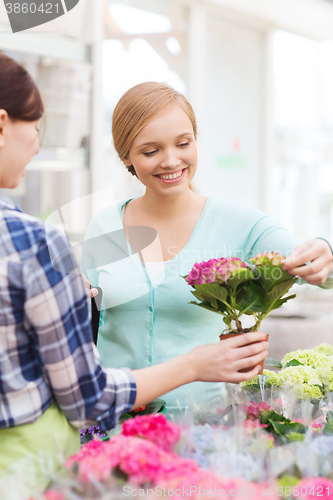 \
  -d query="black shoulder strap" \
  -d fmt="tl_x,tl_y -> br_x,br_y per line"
91,287 -> 103,345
